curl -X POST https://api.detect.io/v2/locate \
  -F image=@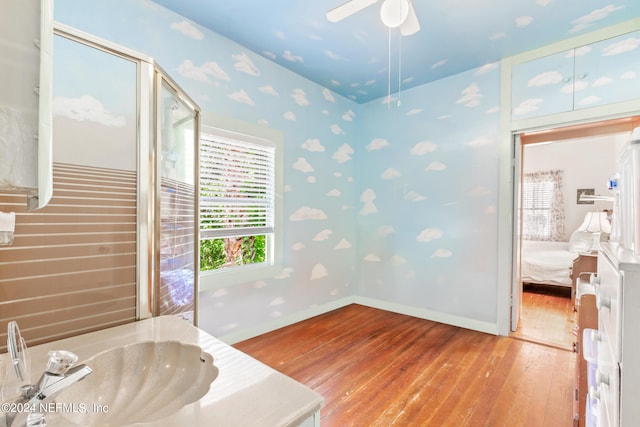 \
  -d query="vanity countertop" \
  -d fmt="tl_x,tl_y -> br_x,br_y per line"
1,316 -> 324,426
